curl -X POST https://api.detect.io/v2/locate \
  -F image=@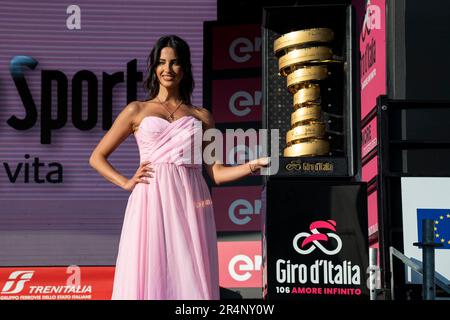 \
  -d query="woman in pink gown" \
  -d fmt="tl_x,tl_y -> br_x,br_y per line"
89,35 -> 269,300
